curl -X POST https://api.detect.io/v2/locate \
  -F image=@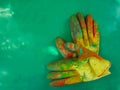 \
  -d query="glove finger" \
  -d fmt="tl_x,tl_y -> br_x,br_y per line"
47,59 -> 75,71
50,76 -> 82,86
93,20 -> 100,53
93,20 -> 100,44
47,70 -> 78,79
86,15 -> 94,44
56,37 -> 76,59
65,42 -> 83,56
77,13 -> 89,46
65,42 -> 79,52
70,15 -> 84,46
93,20 -> 99,37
